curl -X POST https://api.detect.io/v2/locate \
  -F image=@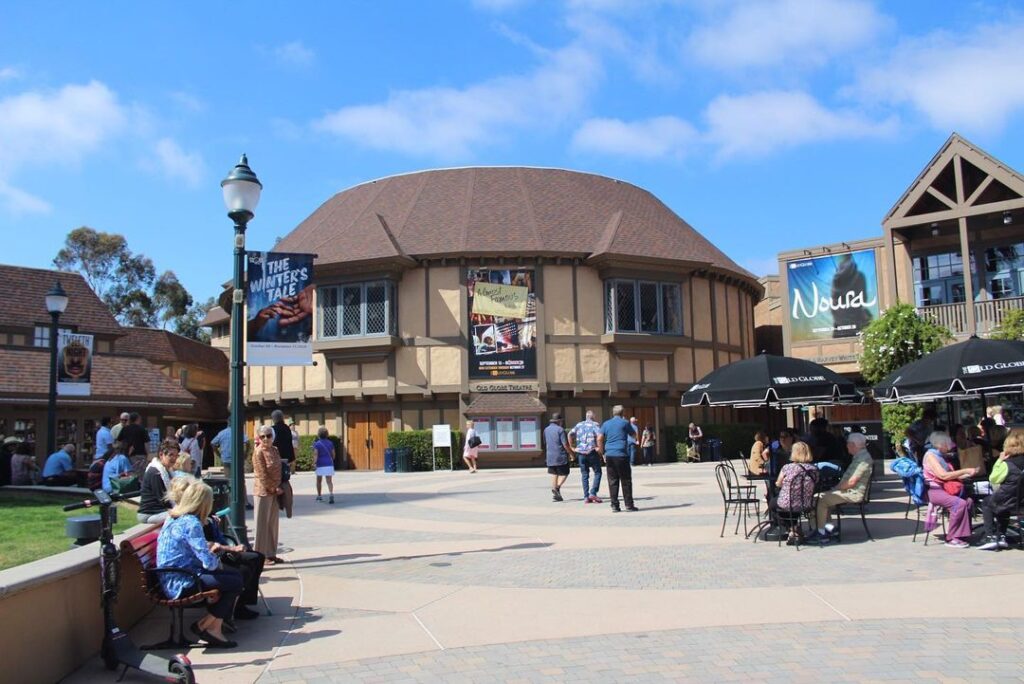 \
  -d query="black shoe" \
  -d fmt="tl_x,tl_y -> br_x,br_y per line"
189,620 -> 203,637
234,606 -> 259,620
611,506 -> 621,513
552,488 -> 563,502
245,503 -> 254,510
199,629 -> 237,649
625,506 -> 639,512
